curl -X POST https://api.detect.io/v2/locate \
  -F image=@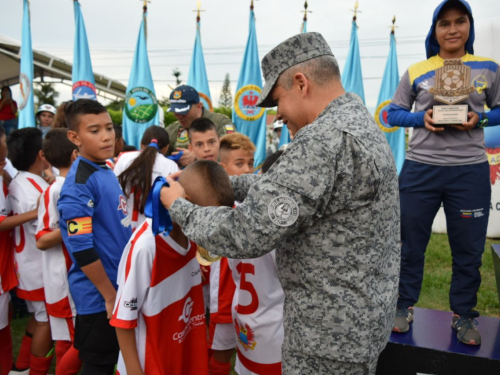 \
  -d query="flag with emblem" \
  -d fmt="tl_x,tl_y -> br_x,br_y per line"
341,4 -> 365,104
232,3 -> 267,167
187,5 -> 213,112
122,5 -> 160,149
18,0 -> 35,129
72,0 -> 97,101
374,22 -> 405,174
